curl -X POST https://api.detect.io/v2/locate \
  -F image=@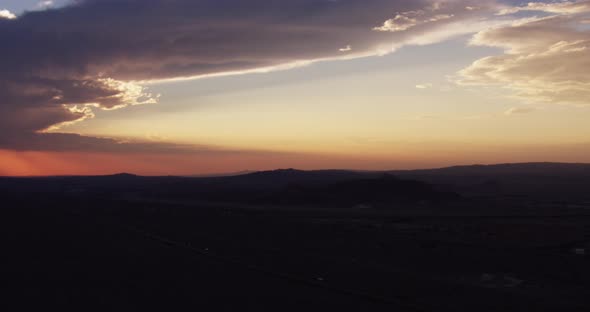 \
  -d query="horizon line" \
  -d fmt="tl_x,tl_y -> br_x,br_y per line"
2,161 -> 590,178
